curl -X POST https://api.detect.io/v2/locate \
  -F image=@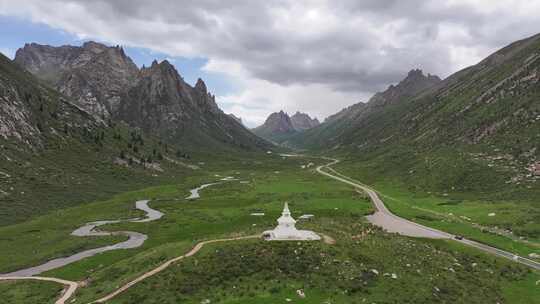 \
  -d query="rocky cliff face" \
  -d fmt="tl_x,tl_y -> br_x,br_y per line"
228,113 -> 243,125
290,111 -> 320,131
0,52 -> 96,146
14,41 -> 269,152
15,41 -> 139,120
116,59 -> 265,150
